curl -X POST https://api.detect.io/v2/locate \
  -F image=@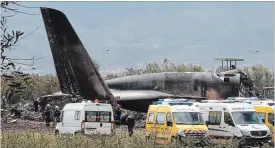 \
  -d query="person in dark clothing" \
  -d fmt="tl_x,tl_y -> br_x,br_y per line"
120,113 -> 127,125
115,109 -> 121,125
120,113 -> 128,131
230,65 -> 236,70
33,99 -> 39,112
115,105 -> 122,125
40,98 -> 47,112
126,116 -> 135,137
44,107 -> 51,127
54,106 -> 61,122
